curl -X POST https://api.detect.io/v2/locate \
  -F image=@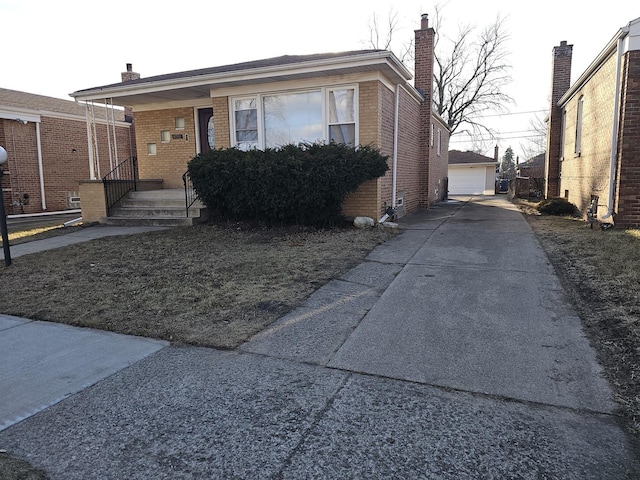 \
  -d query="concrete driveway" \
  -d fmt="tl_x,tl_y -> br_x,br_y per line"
0,196 -> 638,478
